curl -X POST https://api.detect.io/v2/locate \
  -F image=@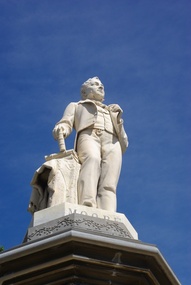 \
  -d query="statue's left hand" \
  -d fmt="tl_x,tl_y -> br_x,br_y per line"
109,104 -> 124,123
108,104 -> 123,114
